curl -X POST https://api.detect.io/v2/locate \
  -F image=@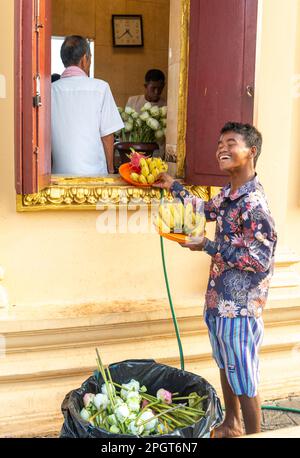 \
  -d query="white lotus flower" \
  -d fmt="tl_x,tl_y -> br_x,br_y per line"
128,420 -> 144,436
135,118 -> 142,127
94,393 -> 109,410
80,408 -> 90,421
146,117 -> 160,130
115,396 -> 125,407
107,414 -> 118,425
131,111 -> 139,119
155,129 -> 165,140
160,106 -> 167,117
124,121 -> 133,132
125,106 -> 134,114
121,111 -> 129,121
83,393 -> 95,408
115,403 -> 130,423
140,111 -> 150,121
120,379 -> 140,400
101,382 -> 116,397
136,410 -> 158,431
141,102 -> 152,112
126,396 -> 141,412
150,105 -> 160,118
128,412 -> 138,421
110,425 -> 120,433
